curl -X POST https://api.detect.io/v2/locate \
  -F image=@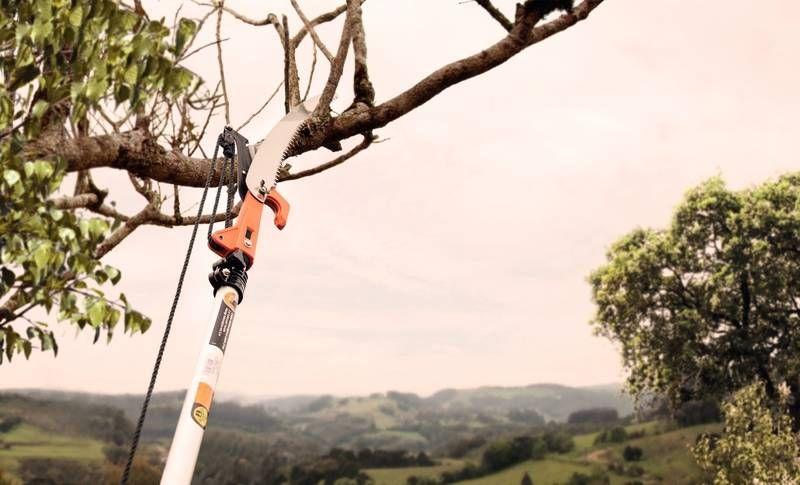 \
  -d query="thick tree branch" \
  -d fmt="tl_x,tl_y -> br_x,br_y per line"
31,0 -> 605,189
